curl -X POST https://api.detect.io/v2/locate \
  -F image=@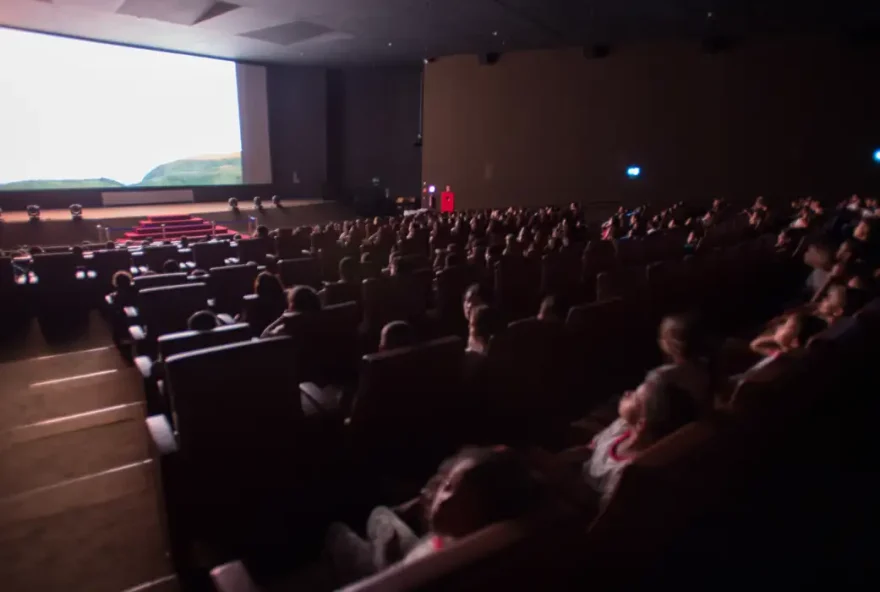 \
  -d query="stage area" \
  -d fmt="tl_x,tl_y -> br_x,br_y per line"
0,200 -> 354,249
